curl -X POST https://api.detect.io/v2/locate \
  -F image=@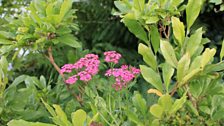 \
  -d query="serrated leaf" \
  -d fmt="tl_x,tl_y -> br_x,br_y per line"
160,40 -> 178,68
123,14 -> 148,43
172,17 -> 185,46
162,63 -> 174,92
138,43 -> 157,71
186,28 -> 203,56
150,25 -> 160,53
177,53 -> 190,82
57,34 -> 81,48
220,40 -> 224,61
150,104 -> 164,118
140,65 -> 163,92
186,0 -> 203,31
71,109 -> 86,126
